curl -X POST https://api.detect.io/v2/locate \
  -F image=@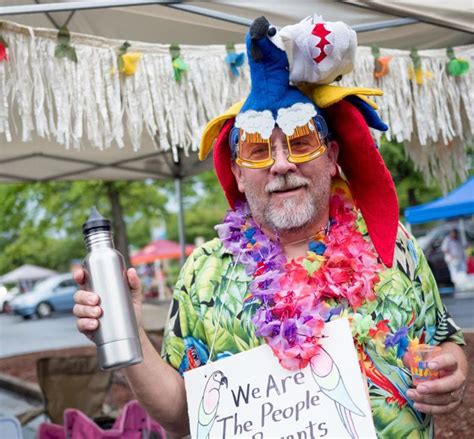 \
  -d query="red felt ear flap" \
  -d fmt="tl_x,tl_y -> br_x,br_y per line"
213,118 -> 245,209
324,100 -> 398,268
